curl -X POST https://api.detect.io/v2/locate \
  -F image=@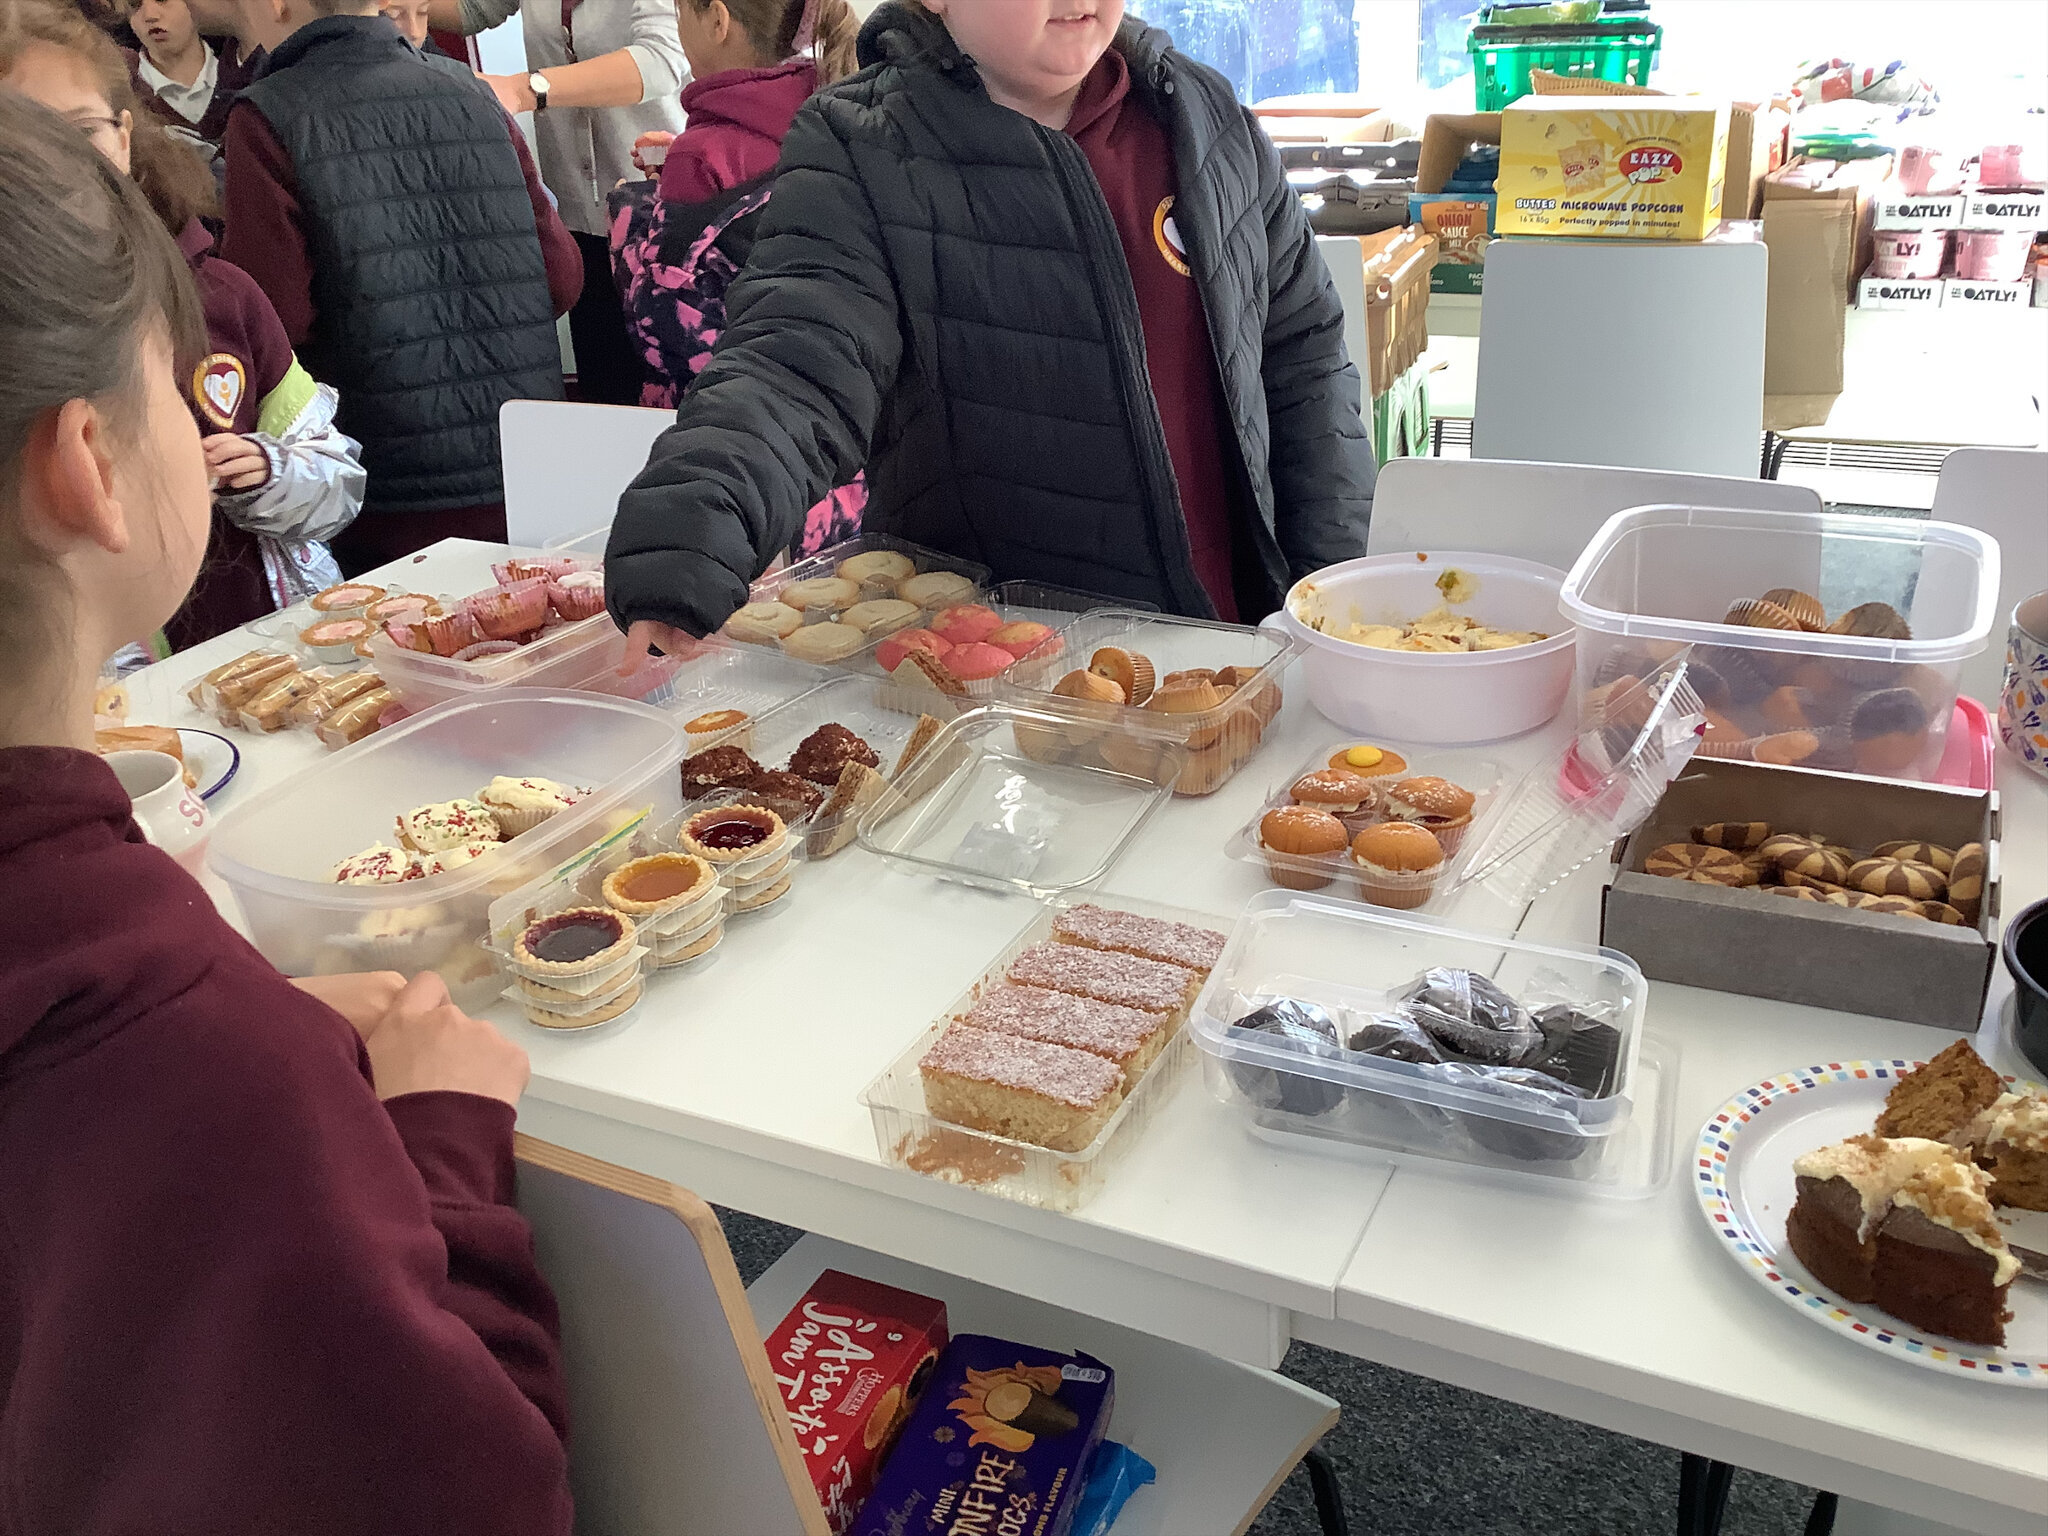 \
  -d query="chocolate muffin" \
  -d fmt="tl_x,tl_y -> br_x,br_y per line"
788,722 -> 881,787
680,743 -> 762,798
